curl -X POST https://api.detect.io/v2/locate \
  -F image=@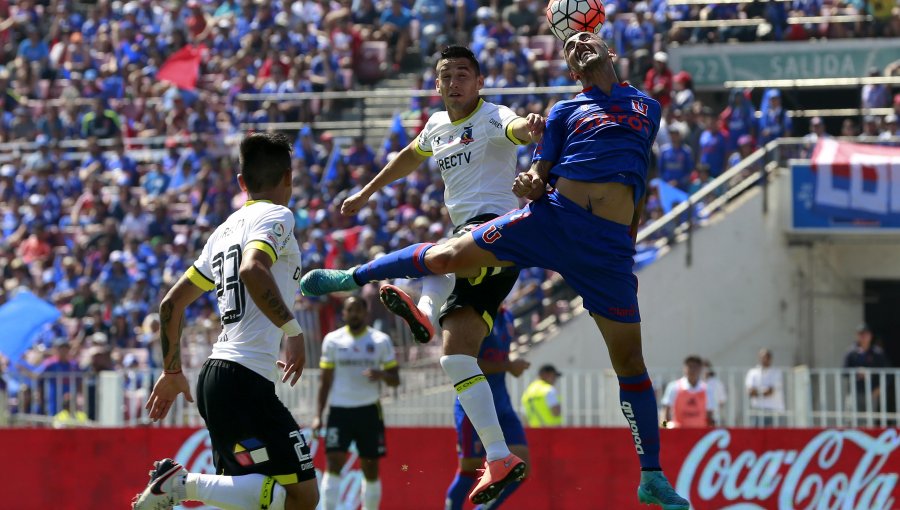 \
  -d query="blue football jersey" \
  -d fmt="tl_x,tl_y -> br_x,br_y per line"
534,83 -> 661,203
